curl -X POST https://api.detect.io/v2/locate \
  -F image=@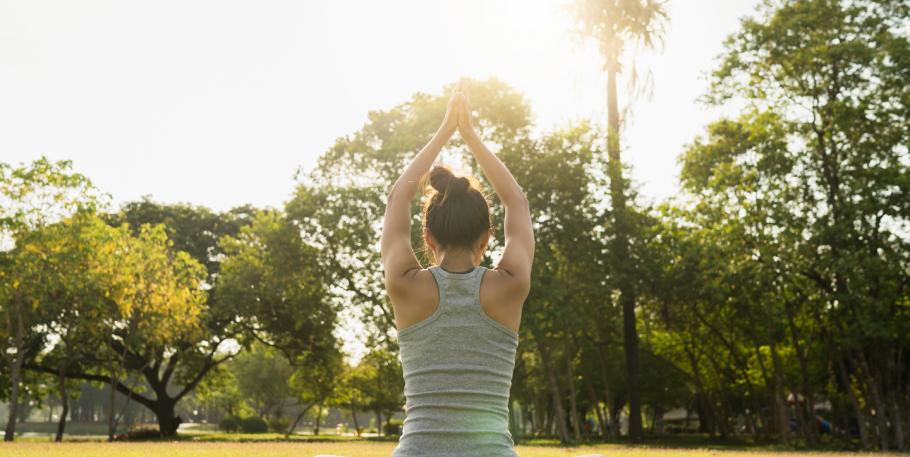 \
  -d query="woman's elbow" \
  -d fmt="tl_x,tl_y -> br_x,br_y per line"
506,191 -> 529,210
